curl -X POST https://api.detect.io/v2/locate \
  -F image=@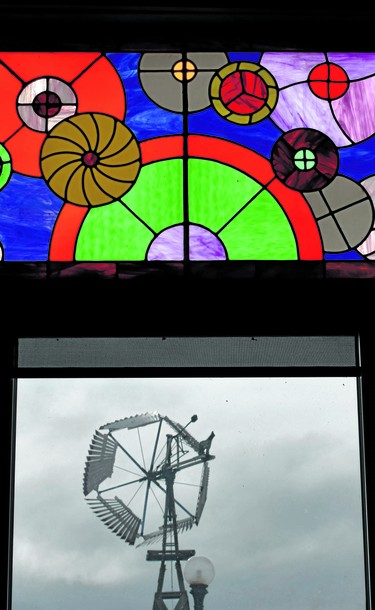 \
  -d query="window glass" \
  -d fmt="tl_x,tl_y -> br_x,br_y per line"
11,377 -> 366,609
